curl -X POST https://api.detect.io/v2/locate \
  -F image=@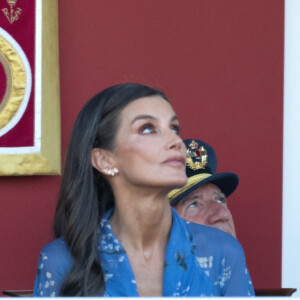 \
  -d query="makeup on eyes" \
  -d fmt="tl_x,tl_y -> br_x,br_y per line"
131,115 -> 181,136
